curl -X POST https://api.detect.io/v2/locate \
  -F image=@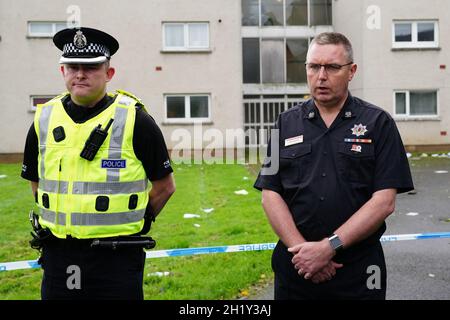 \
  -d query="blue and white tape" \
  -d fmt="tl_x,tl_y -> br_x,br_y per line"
1,232 -> 449,272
